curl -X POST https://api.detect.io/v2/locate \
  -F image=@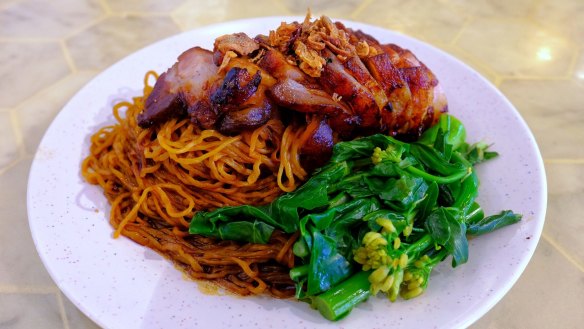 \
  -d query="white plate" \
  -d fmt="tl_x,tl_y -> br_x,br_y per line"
27,17 -> 547,329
